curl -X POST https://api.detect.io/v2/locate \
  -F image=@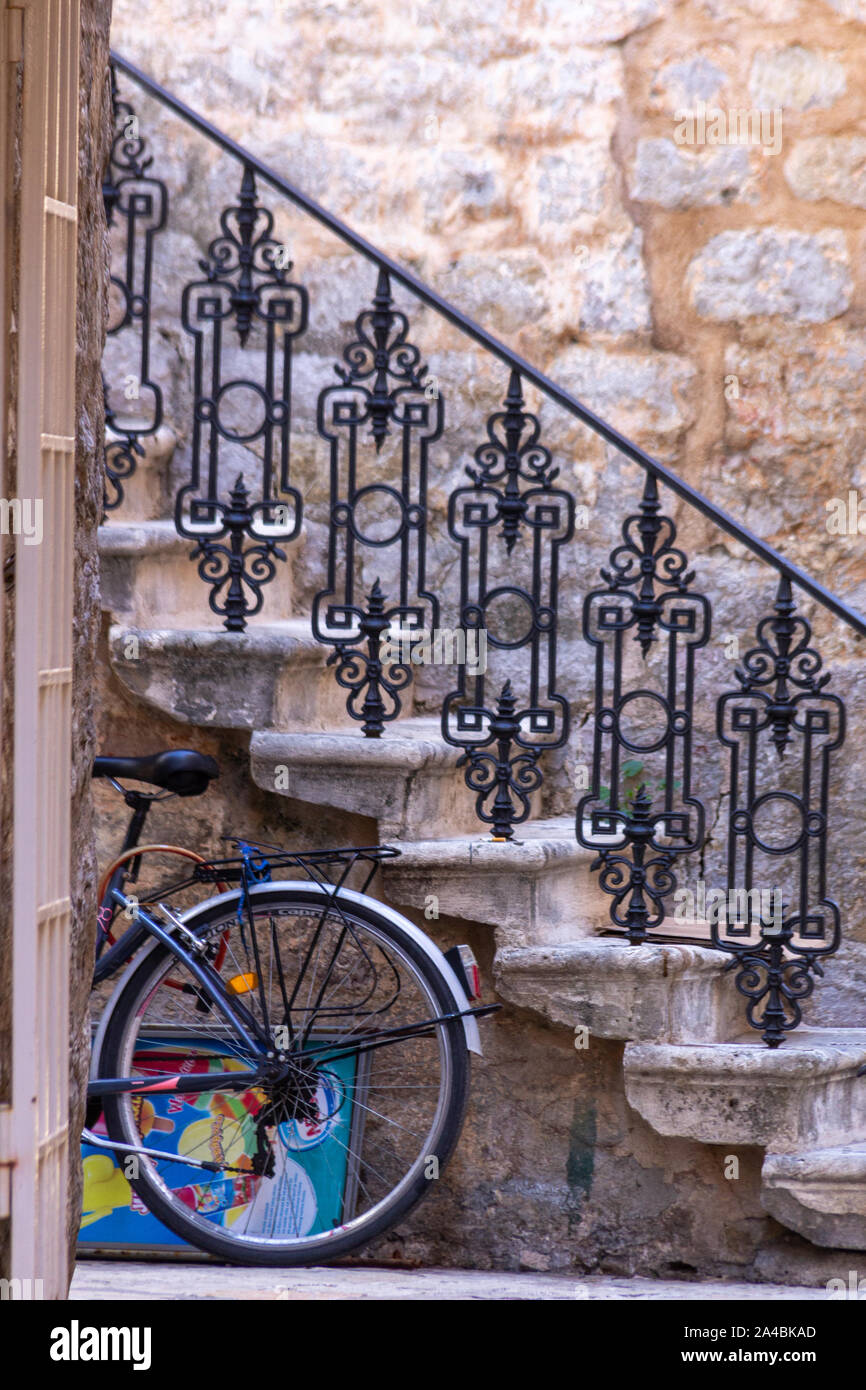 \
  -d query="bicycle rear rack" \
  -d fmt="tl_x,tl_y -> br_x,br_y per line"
193,841 -> 401,898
